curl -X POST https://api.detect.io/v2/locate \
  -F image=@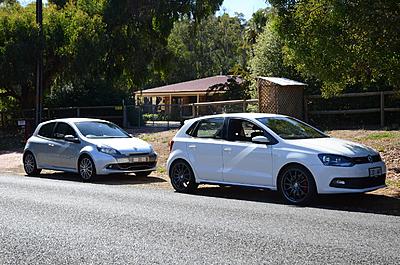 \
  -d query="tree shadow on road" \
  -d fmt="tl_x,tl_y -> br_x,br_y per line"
28,171 -> 167,186
193,186 -> 400,216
